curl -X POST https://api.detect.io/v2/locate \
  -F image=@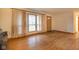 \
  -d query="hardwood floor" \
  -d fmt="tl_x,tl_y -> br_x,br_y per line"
6,31 -> 79,50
